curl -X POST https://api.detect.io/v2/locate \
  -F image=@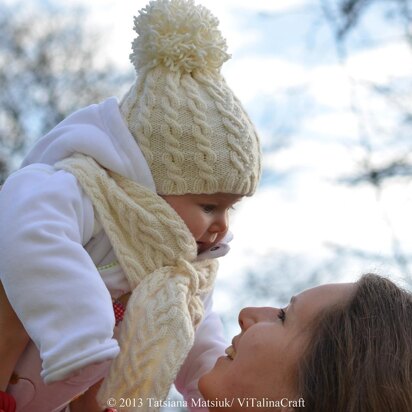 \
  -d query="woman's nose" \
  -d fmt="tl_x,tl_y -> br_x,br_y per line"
238,307 -> 278,330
